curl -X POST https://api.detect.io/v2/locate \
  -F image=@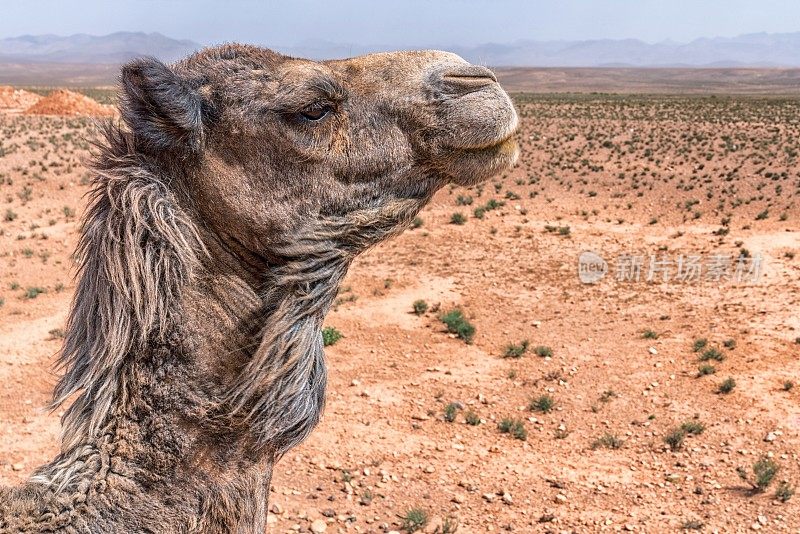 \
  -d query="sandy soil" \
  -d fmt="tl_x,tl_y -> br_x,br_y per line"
0,95 -> 798,533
